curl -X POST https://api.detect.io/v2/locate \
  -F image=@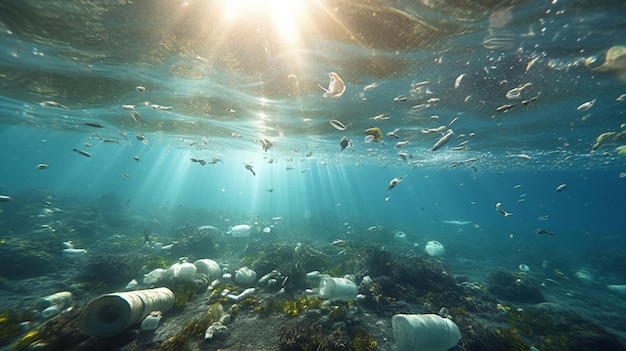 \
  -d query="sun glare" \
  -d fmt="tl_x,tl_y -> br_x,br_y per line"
220,0 -> 312,44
